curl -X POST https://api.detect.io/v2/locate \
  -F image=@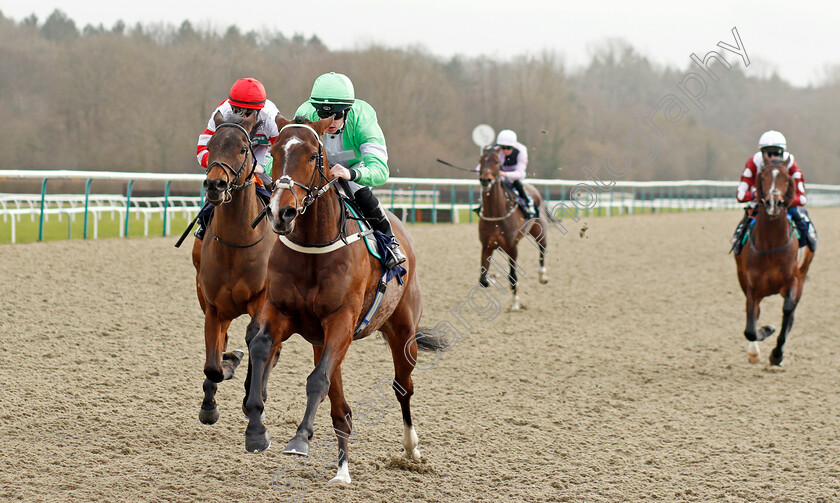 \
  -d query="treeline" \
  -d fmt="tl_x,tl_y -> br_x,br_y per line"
2,10 -> 839,184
